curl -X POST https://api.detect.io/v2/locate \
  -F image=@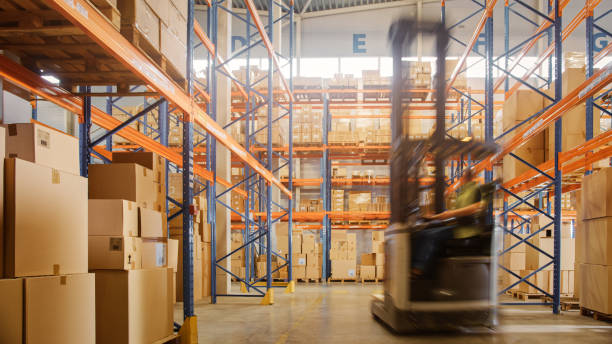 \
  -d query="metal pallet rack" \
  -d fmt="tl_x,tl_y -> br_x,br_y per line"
0,0 -> 293,333
443,0 -> 611,315
211,0 -> 295,302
